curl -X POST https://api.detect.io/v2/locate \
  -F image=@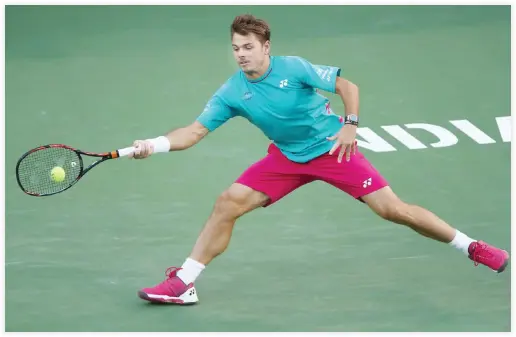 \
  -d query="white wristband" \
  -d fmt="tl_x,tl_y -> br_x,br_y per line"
146,136 -> 171,153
